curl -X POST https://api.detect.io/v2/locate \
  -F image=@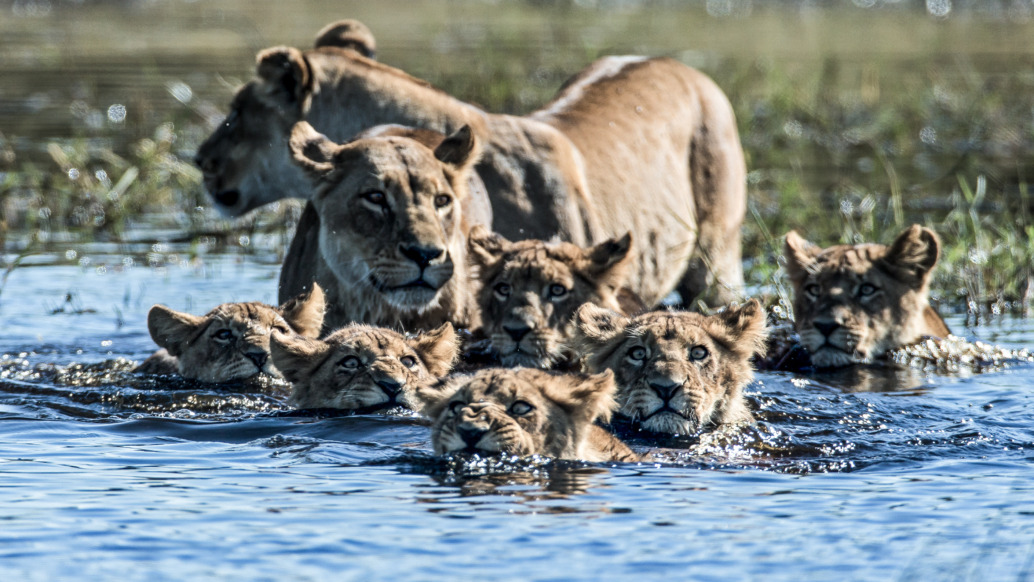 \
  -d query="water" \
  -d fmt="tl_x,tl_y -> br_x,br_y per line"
2,256 -> 1033,580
